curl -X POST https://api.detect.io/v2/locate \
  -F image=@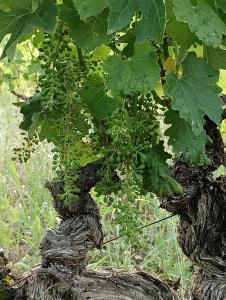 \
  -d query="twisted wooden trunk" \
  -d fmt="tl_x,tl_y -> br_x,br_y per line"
1,119 -> 225,299
1,164 -> 178,299
161,119 -> 226,299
